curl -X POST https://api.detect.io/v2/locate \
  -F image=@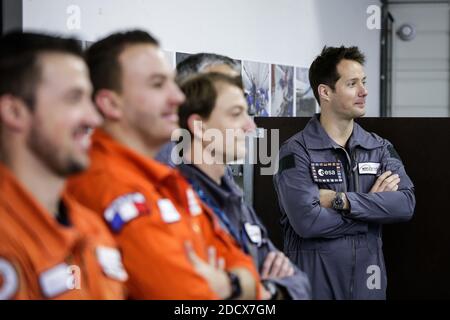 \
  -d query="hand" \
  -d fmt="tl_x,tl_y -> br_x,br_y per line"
319,189 -> 336,208
260,285 -> 272,300
370,171 -> 400,193
184,241 -> 230,299
261,251 -> 294,280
